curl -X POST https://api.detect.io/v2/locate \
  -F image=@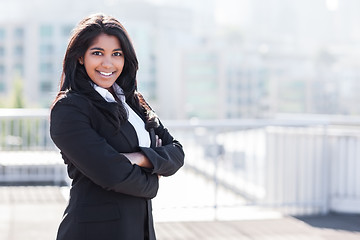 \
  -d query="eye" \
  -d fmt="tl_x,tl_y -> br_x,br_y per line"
113,52 -> 123,57
92,51 -> 103,56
